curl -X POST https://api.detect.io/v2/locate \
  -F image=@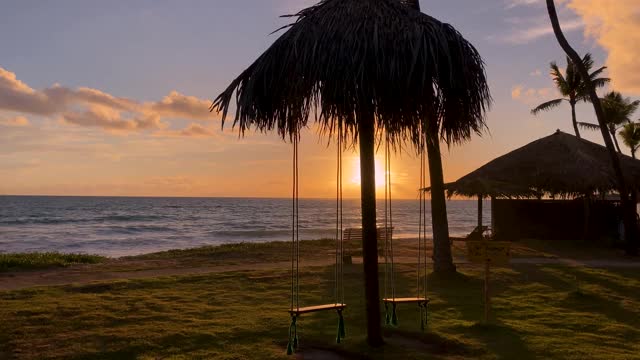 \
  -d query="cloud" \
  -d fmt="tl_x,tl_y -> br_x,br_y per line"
567,0 -> 640,95
492,16 -> 583,44
512,84 -> 556,105
0,116 -> 30,127
0,68 -> 57,115
505,0 -> 543,9
491,2 -> 584,44
0,67 -> 215,133
44,85 -> 137,112
529,69 -> 543,77
148,91 -> 213,120
62,106 -> 164,131
153,123 -> 217,138
511,85 -> 523,99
